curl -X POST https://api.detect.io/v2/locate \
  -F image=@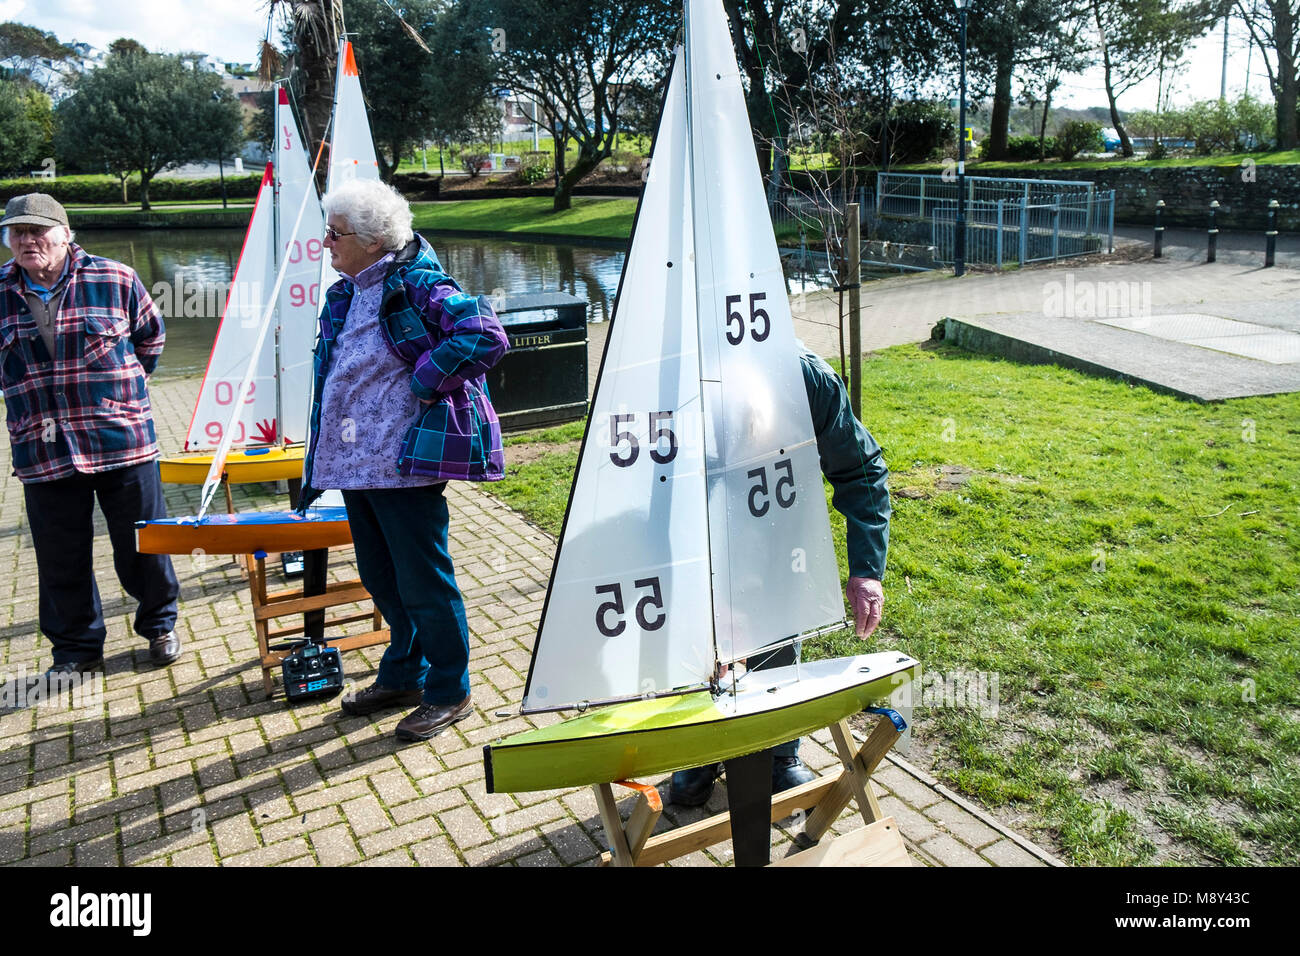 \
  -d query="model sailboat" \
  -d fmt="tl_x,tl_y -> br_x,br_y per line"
483,0 -> 917,794
138,41 -> 380,555
158,84 -> 328,485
